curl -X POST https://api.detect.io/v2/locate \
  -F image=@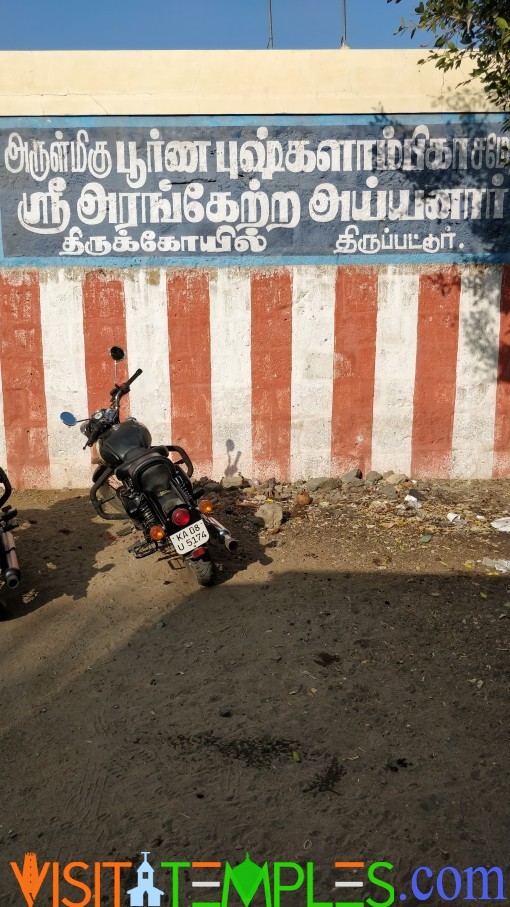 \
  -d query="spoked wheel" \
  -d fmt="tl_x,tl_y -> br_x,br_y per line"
187,553 -> 216,587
